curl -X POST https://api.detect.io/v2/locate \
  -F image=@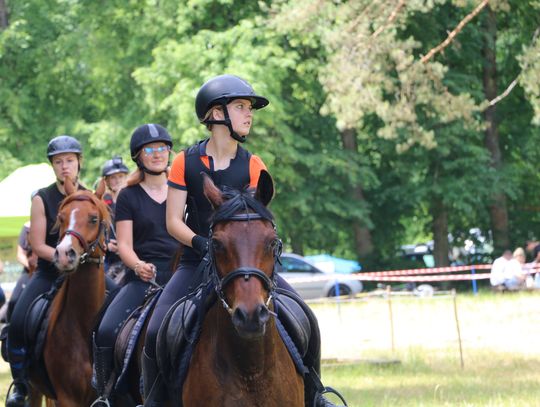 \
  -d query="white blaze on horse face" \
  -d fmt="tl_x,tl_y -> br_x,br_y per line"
56,208 -> 79,265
